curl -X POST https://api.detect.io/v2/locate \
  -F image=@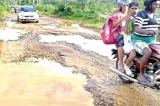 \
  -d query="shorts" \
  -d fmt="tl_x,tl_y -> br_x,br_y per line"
124,43 -> 134,53
123,34 -> 134,53
133,40 -> 149,55
115,33 -> 124,48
